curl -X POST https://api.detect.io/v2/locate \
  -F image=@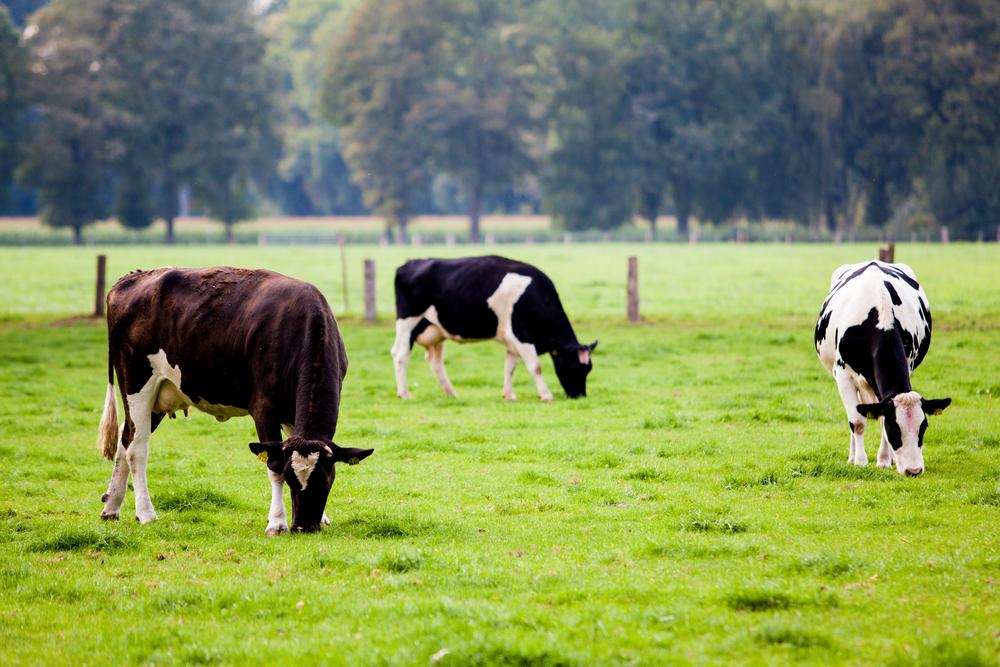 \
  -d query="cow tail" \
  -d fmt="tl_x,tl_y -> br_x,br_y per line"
97,348 -> 119,461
